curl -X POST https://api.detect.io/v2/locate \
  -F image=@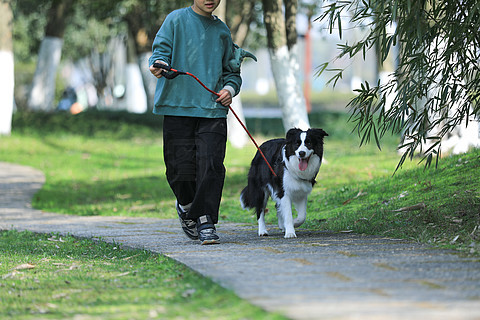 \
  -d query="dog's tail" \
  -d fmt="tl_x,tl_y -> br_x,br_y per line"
239,185 -> 254,210
240,183 -> 265,220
